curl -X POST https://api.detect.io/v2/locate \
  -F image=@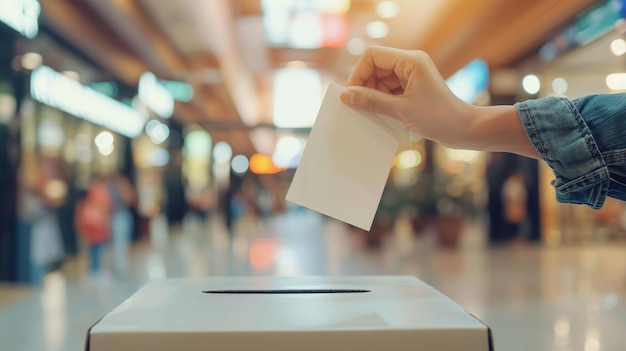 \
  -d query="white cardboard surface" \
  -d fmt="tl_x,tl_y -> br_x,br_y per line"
87,276 -> 492,351
286,82 -> 405,231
